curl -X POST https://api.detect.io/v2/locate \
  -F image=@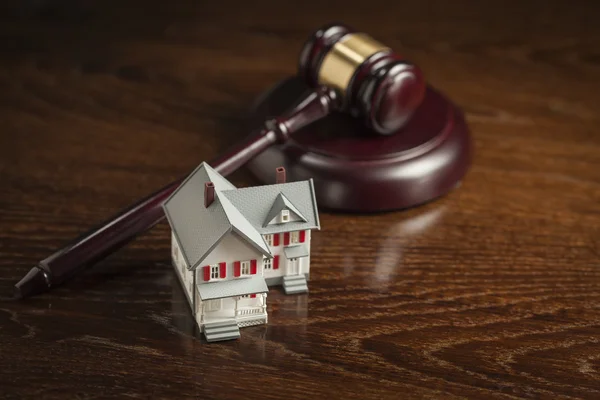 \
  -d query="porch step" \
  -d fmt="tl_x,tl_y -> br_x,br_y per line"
203,320 -> 240,343
283,274 -> 309,295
